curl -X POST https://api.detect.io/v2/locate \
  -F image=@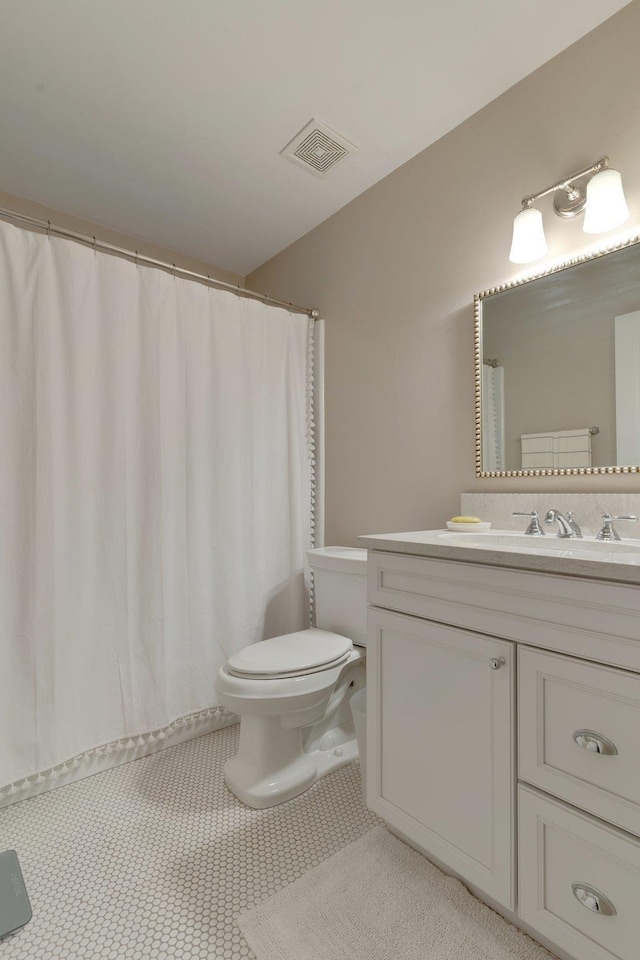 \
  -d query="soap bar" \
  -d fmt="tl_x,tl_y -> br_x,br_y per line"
450,515 -> 483,523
